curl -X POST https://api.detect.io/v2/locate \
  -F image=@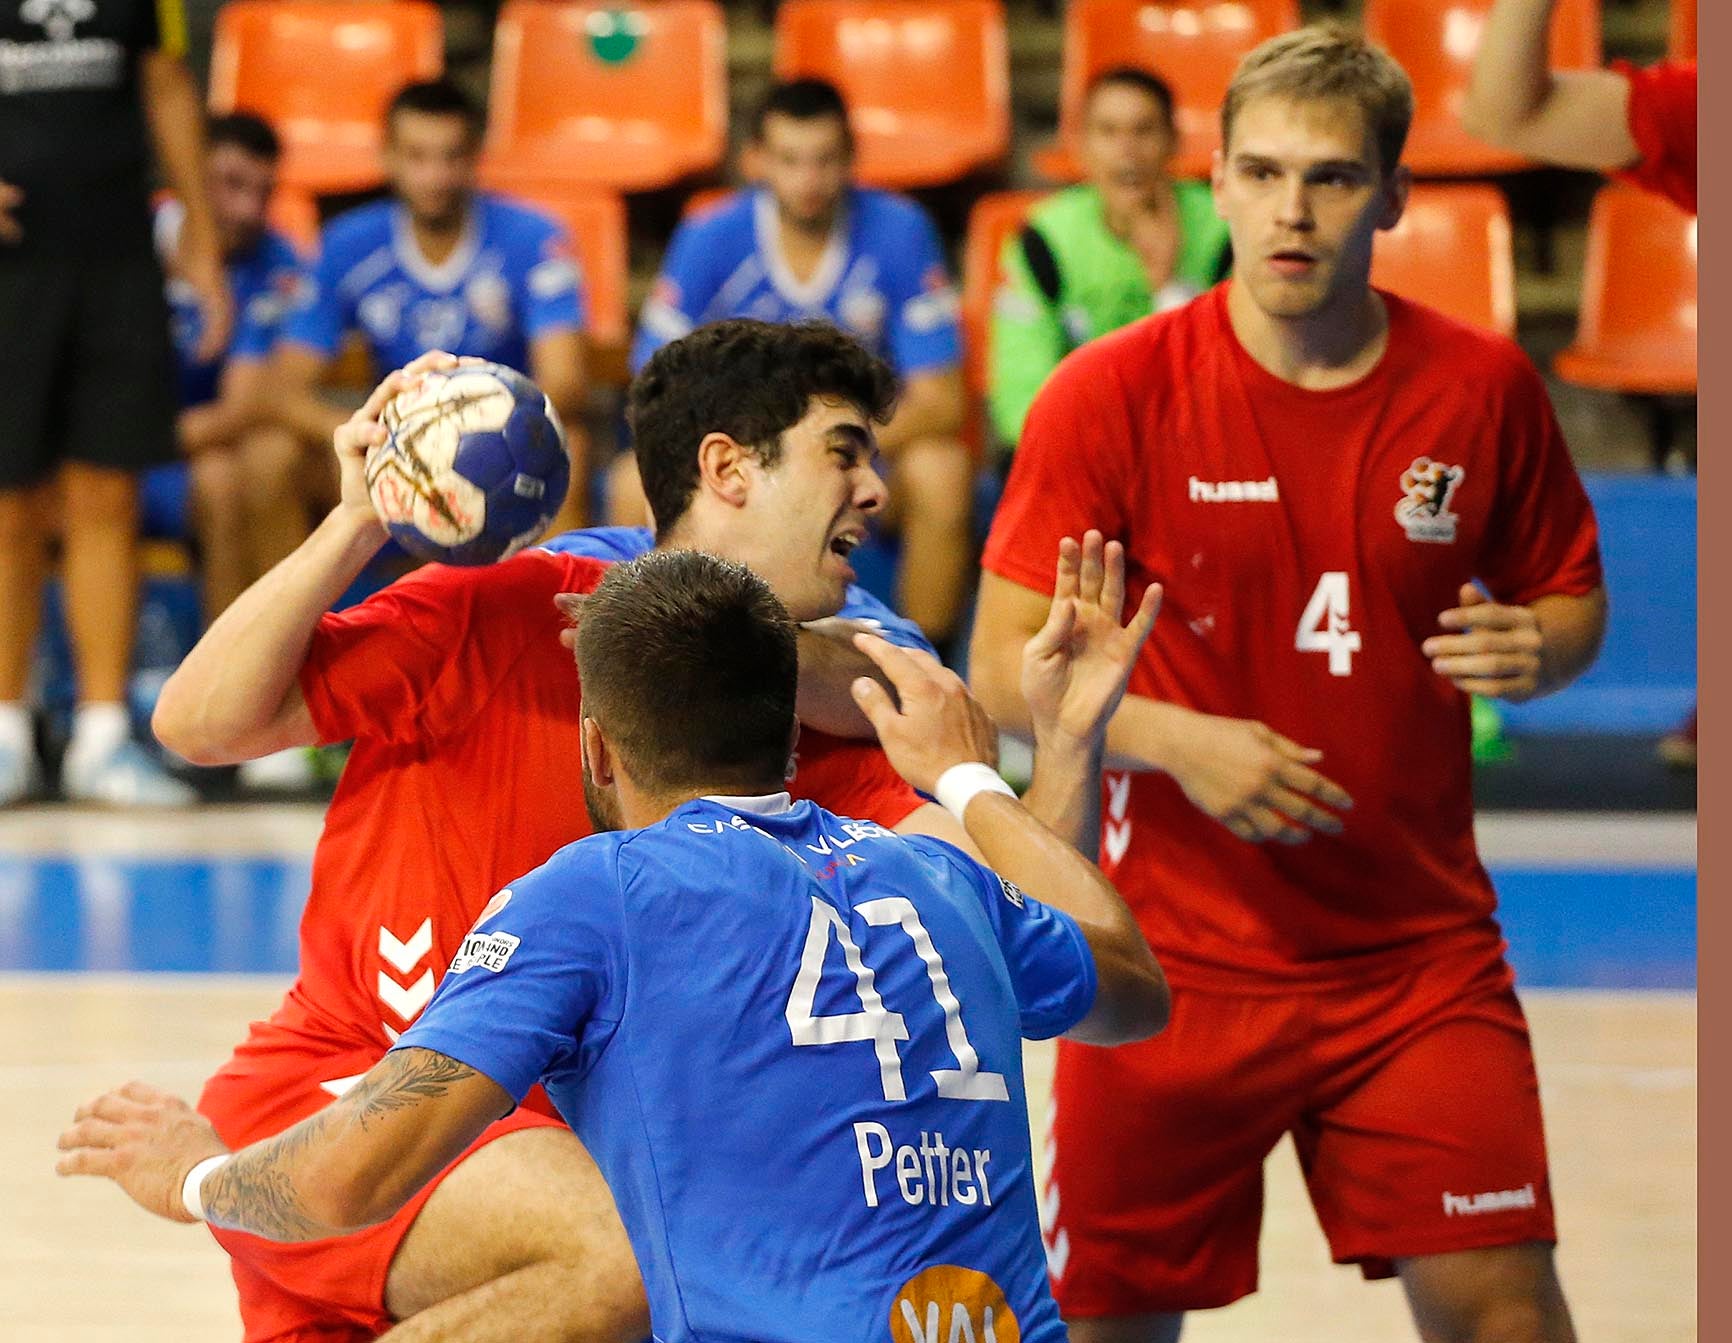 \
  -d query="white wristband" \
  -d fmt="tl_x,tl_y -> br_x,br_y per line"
181,1154 -> 230,1222
935,761 -> 1016,823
